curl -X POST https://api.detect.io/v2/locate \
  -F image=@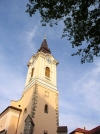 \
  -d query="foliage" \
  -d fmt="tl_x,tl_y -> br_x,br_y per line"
26,0 -> 100,63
